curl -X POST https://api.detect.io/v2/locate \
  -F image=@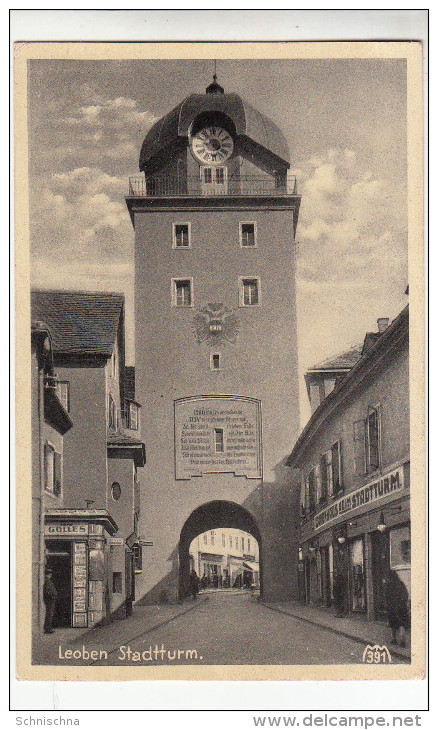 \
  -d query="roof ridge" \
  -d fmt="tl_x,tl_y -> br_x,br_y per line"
32,288 -> 124,299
